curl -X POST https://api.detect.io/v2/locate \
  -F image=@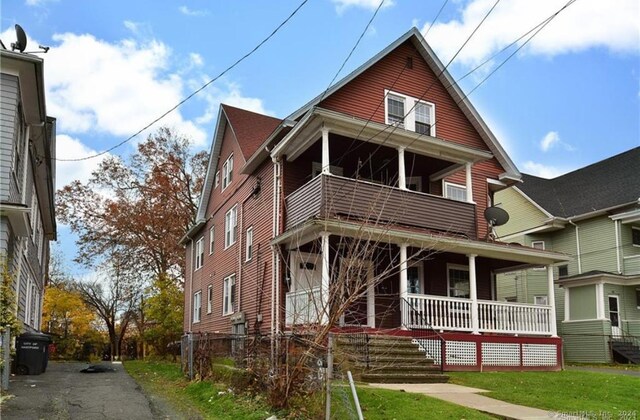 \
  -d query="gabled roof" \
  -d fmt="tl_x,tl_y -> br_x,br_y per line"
222,104 -> 281,160
288,27 -> 520,181
519,147 -> 640,218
